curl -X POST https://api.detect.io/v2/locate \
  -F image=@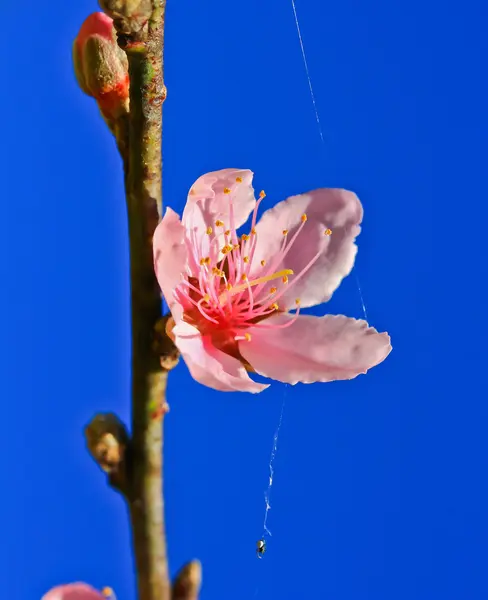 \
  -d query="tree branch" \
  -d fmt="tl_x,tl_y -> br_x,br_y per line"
117,2 -> 169,599
84,3 -> 201,599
